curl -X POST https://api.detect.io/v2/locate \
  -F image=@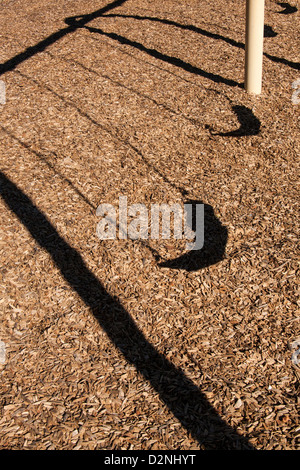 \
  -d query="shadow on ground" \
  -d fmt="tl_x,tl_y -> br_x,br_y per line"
0,171 -> 254,449
101,12 -> 300,71
159,201 -> 228,272
1,0 -> 298,83
277,2 -> 298,14
207,105 -> 261,137
0,0 -> 271,449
